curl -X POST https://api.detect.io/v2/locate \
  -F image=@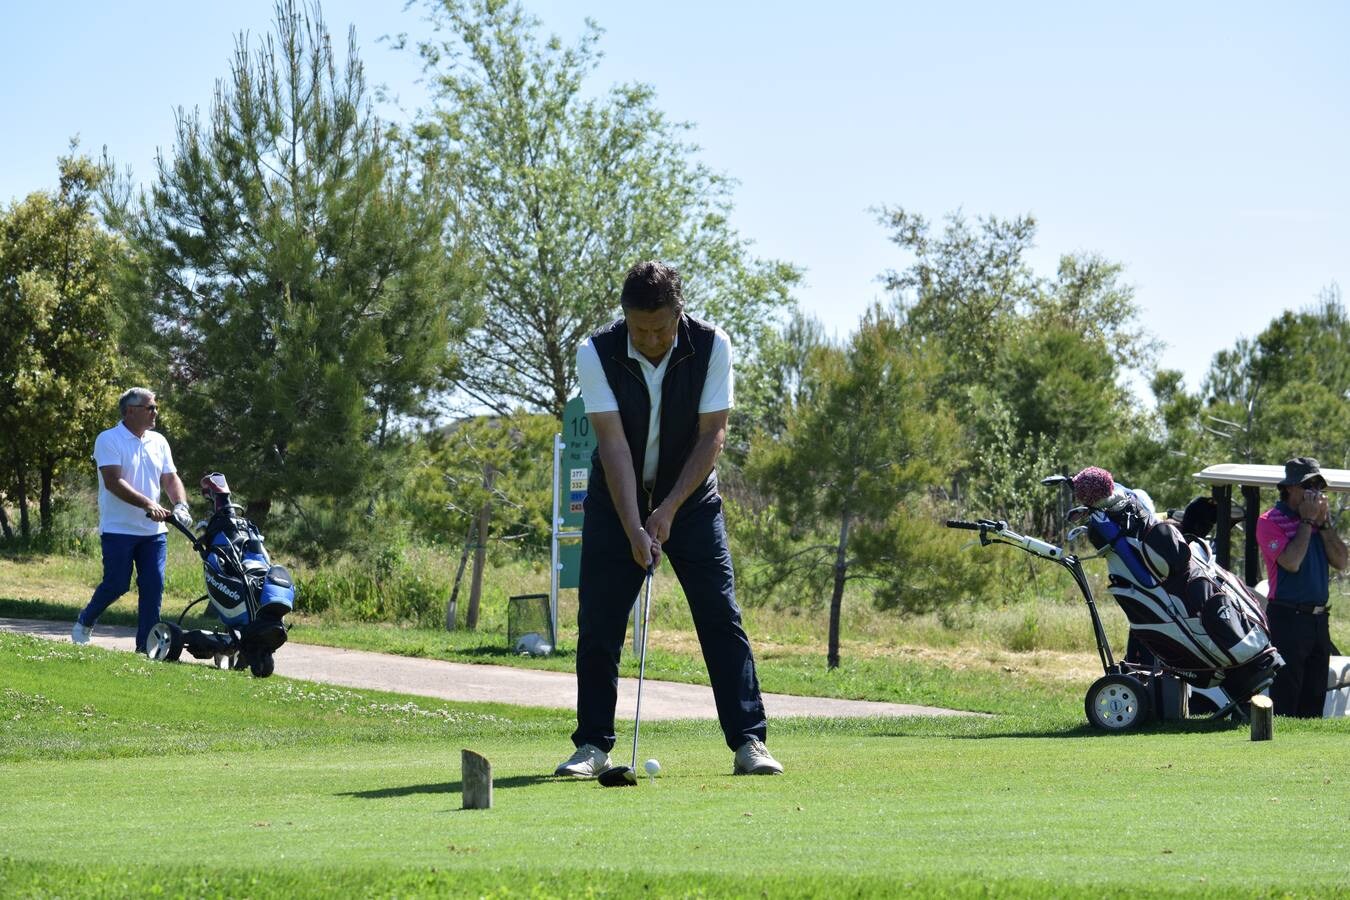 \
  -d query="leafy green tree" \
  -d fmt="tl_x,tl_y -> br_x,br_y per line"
406,411 -> 556,551
1125,286 -> 1350,528
0,149 -> 122,539
1096,368 -> 1206,513
115,0 -> 474,549
731,309 -> 831,457
962,387 -> 1068,530
1200,287 -> 1350,468
1126,286 -> 1350,530
877,206 -> 1155,534
876,207 -> 1040,375
1041,253 -> 1159,369
745,308 -> 976,668
404,411 -> 554,629
405,0 -> 800,417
